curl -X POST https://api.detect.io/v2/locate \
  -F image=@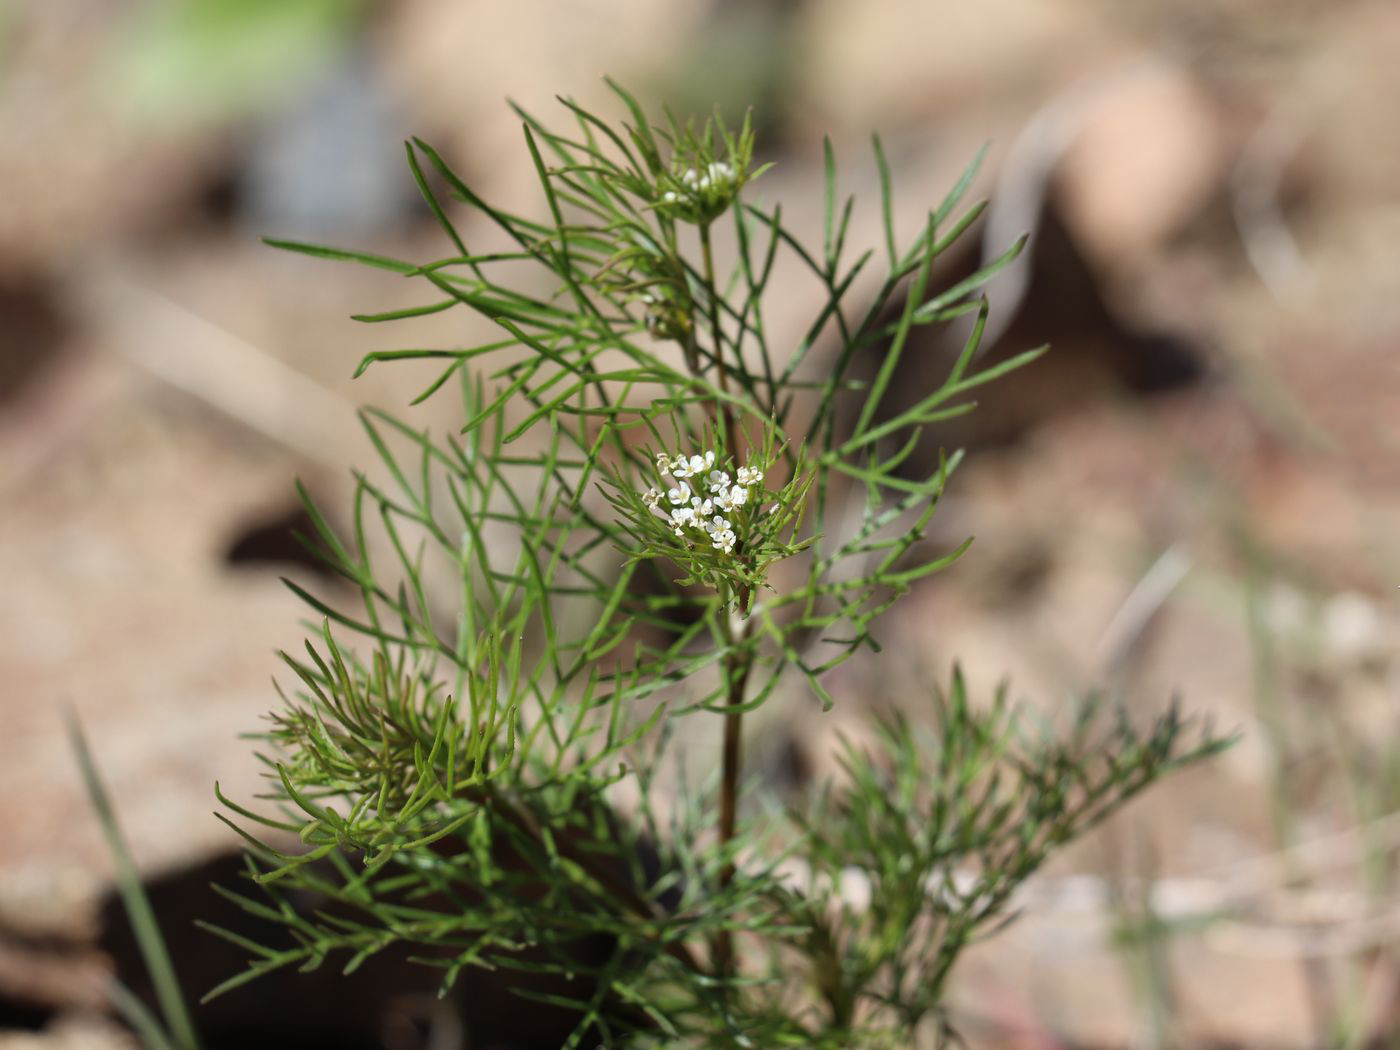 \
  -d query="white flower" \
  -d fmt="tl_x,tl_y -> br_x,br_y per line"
713,483 -> 748,512
671,506 -> 696,527
667,482 -> 692,506
656,452 -> 672,475
670,451 -> 714,479
642,487 -> 662,508
706,515 -> 731,538
736,465 -> 763,487
712,528 -> 737,554
690,496 -> 714,517
705,469 -> 731,493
